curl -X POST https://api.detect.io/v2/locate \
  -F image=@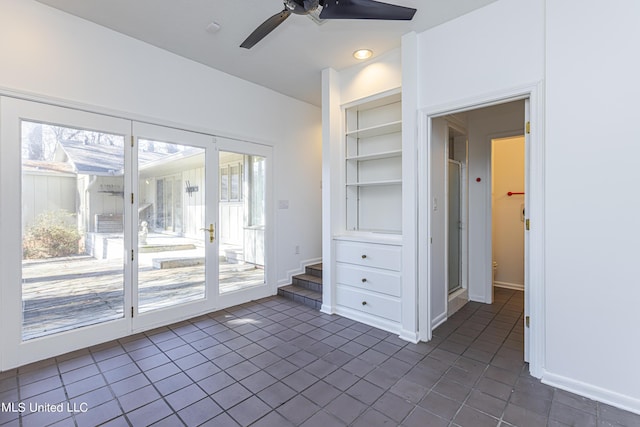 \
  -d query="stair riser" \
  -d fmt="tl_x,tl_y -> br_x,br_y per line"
278,288 -> 321,310
305,266 -> 323,279
292,277 -> 322,293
